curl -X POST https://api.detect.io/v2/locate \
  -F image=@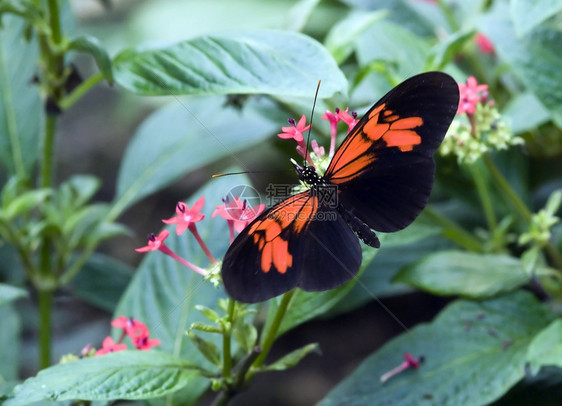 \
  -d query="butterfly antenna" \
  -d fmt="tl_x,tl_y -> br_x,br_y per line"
212,169 -> 293,178
303,80 -> 322,167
